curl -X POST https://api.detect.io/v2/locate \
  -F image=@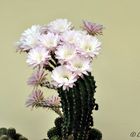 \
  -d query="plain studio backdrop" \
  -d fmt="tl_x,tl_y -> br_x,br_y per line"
0,0 -> 139,140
